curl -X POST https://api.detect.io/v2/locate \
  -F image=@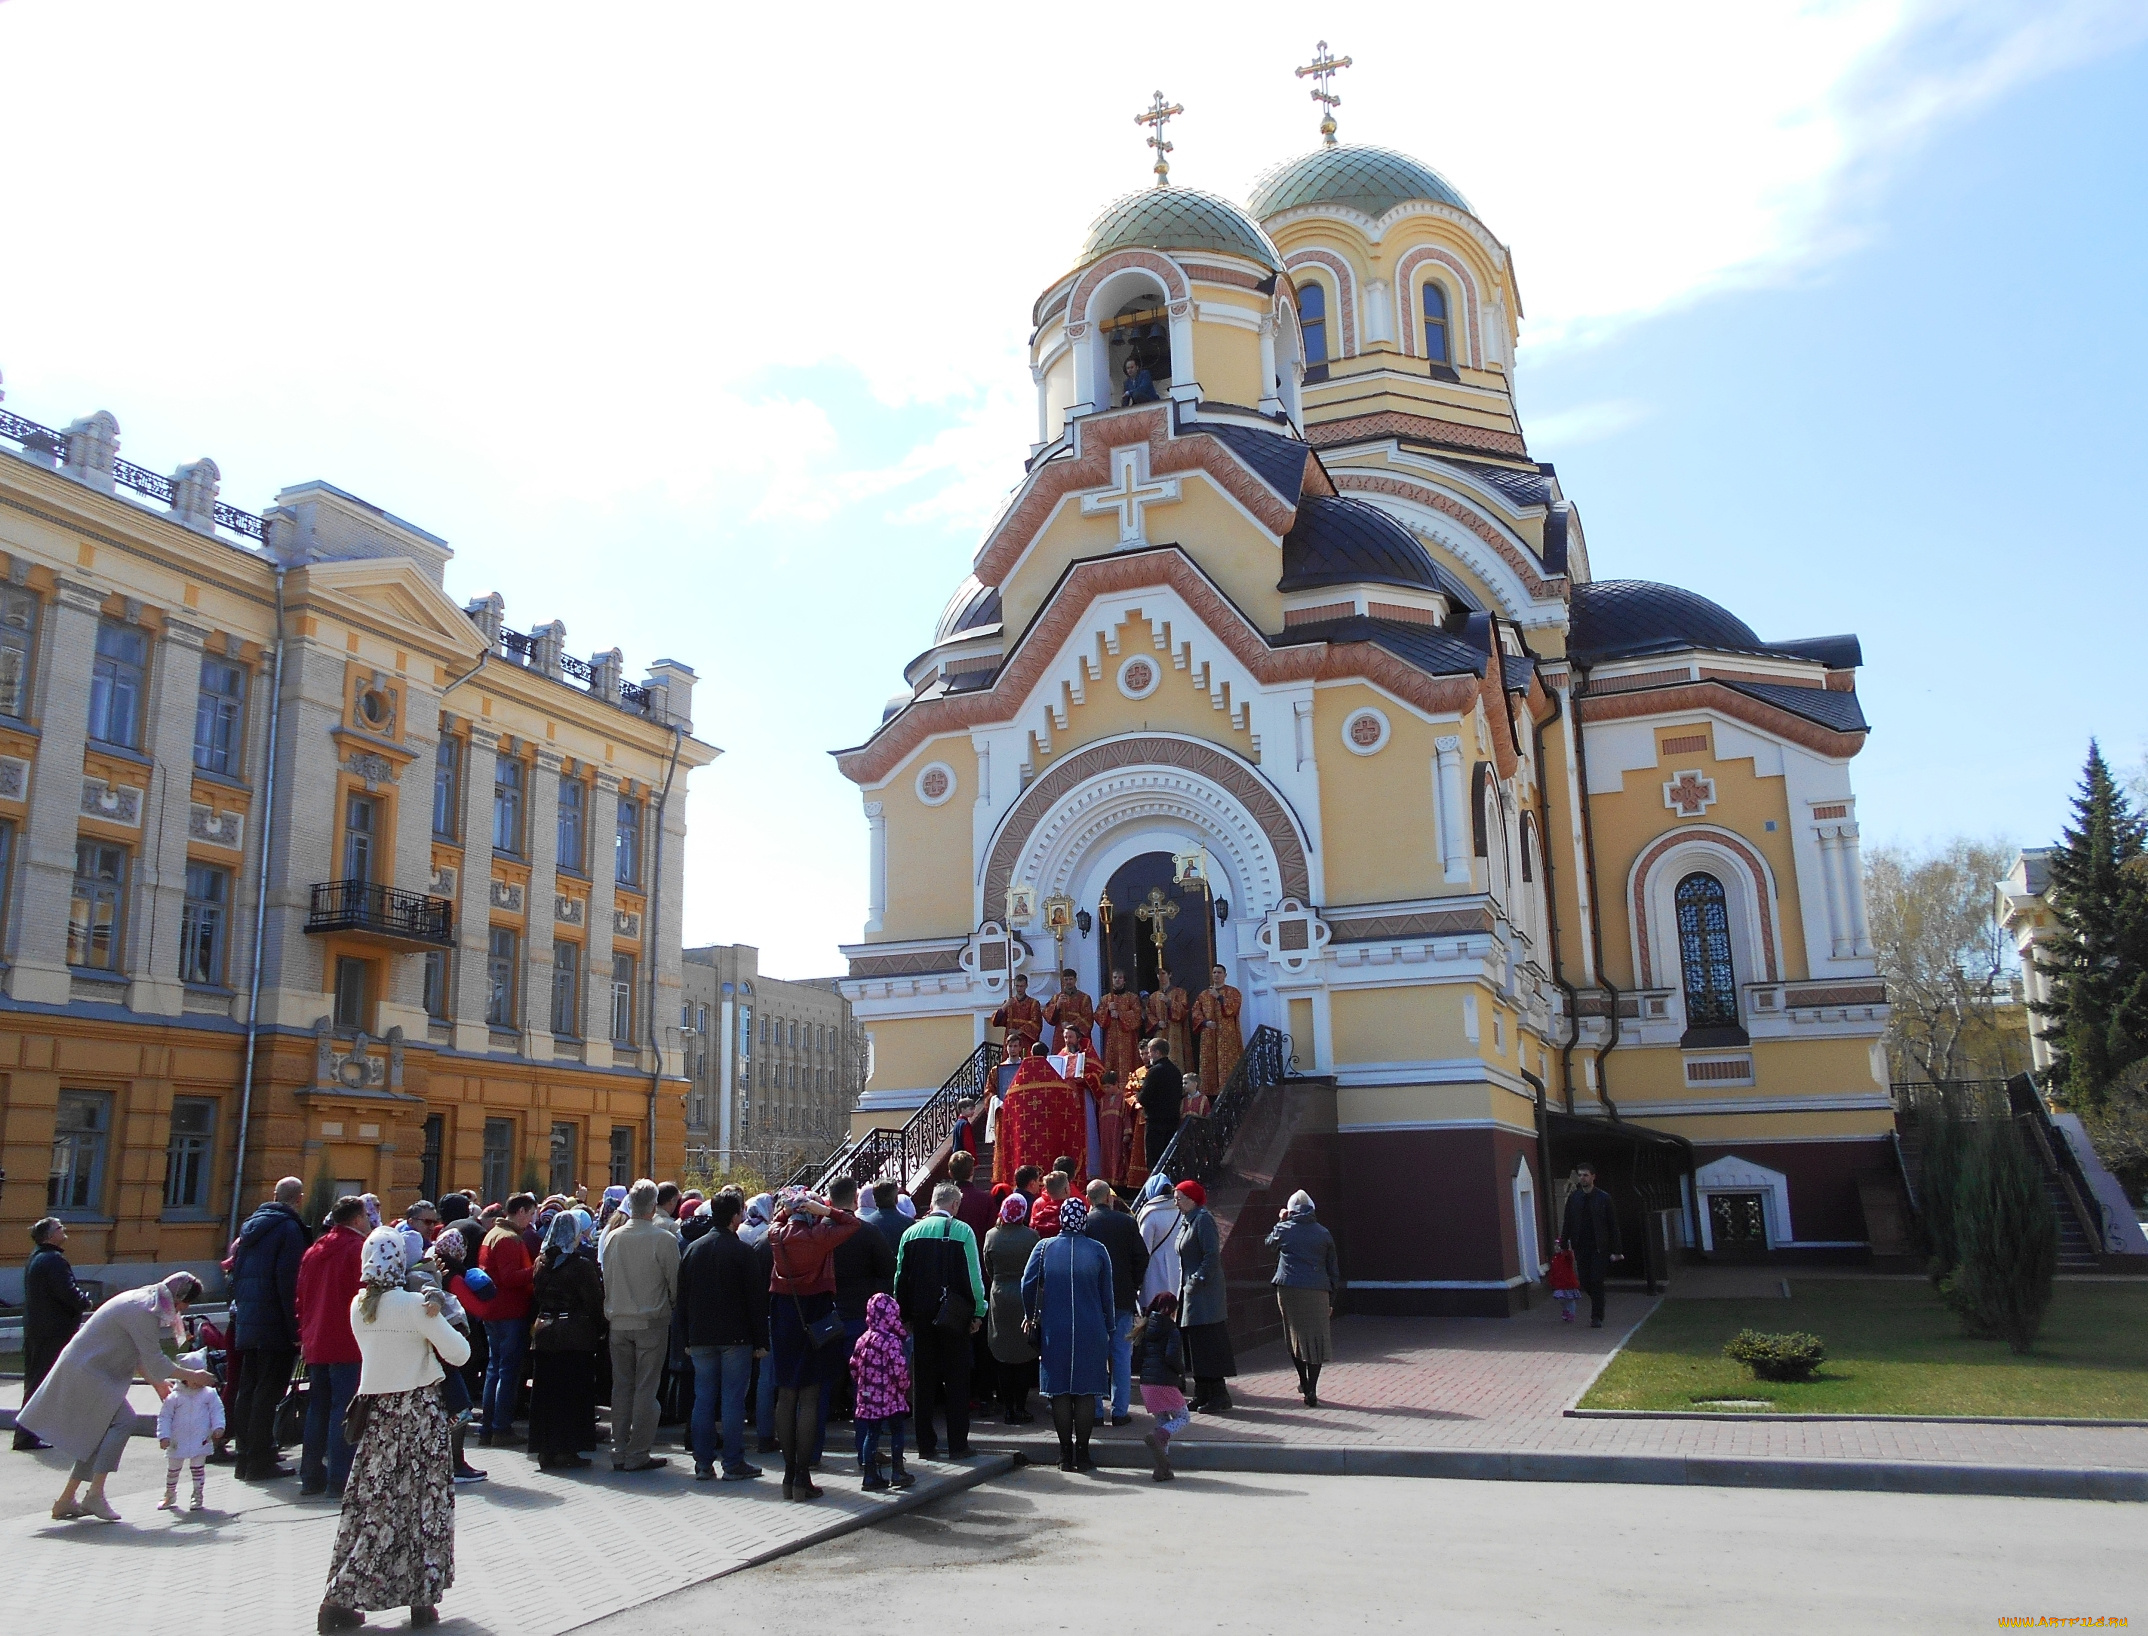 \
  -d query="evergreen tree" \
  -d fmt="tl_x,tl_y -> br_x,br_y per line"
1942,1117 -> 2059,1353
1917,1091 -> 1968,1283
2033,742 -> 2148,1110
302,1159 -> 339,1234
